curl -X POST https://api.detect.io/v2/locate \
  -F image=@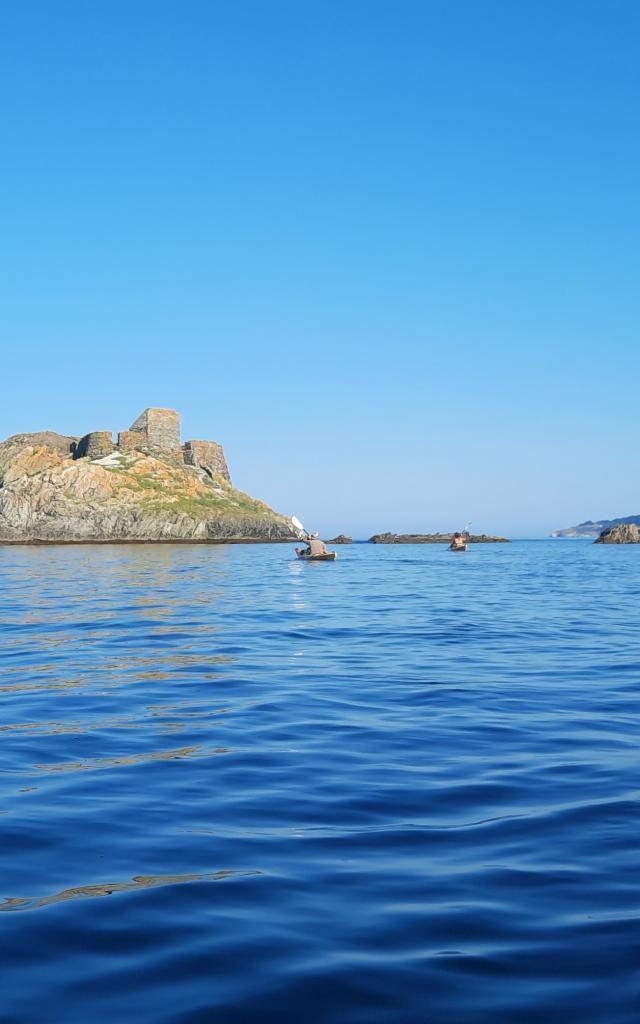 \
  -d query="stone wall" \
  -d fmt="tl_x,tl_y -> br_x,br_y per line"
183,440 -> 231,483
75,432 -> 115,460
117,430 -> 145,452
129,408 -> 181,452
